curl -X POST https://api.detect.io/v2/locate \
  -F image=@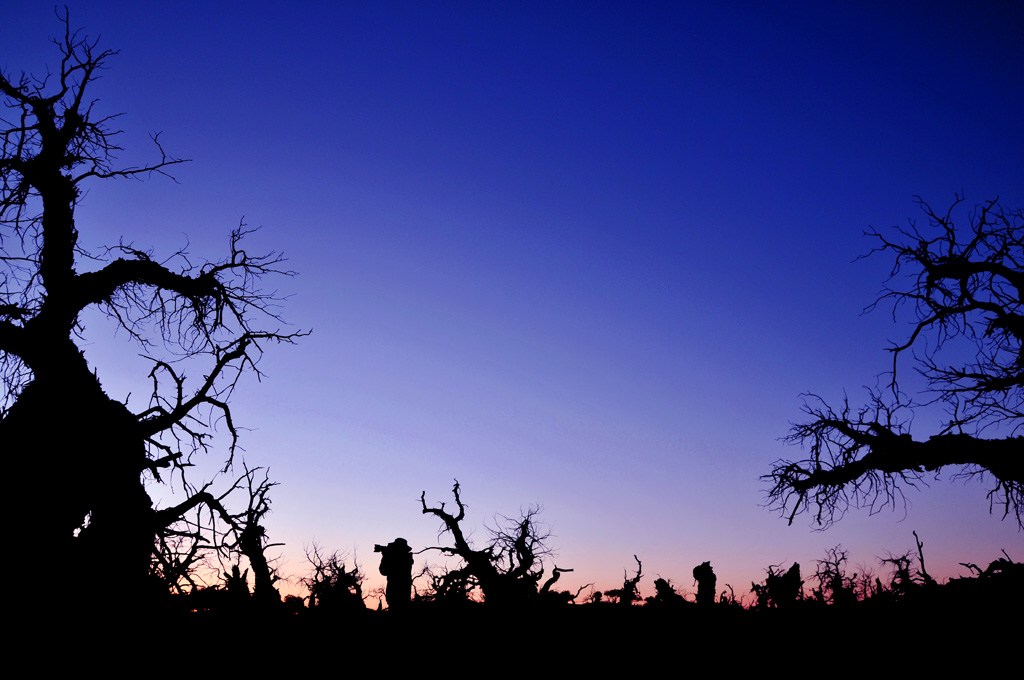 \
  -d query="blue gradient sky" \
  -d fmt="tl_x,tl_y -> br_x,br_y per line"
5,1 -> 1022,600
